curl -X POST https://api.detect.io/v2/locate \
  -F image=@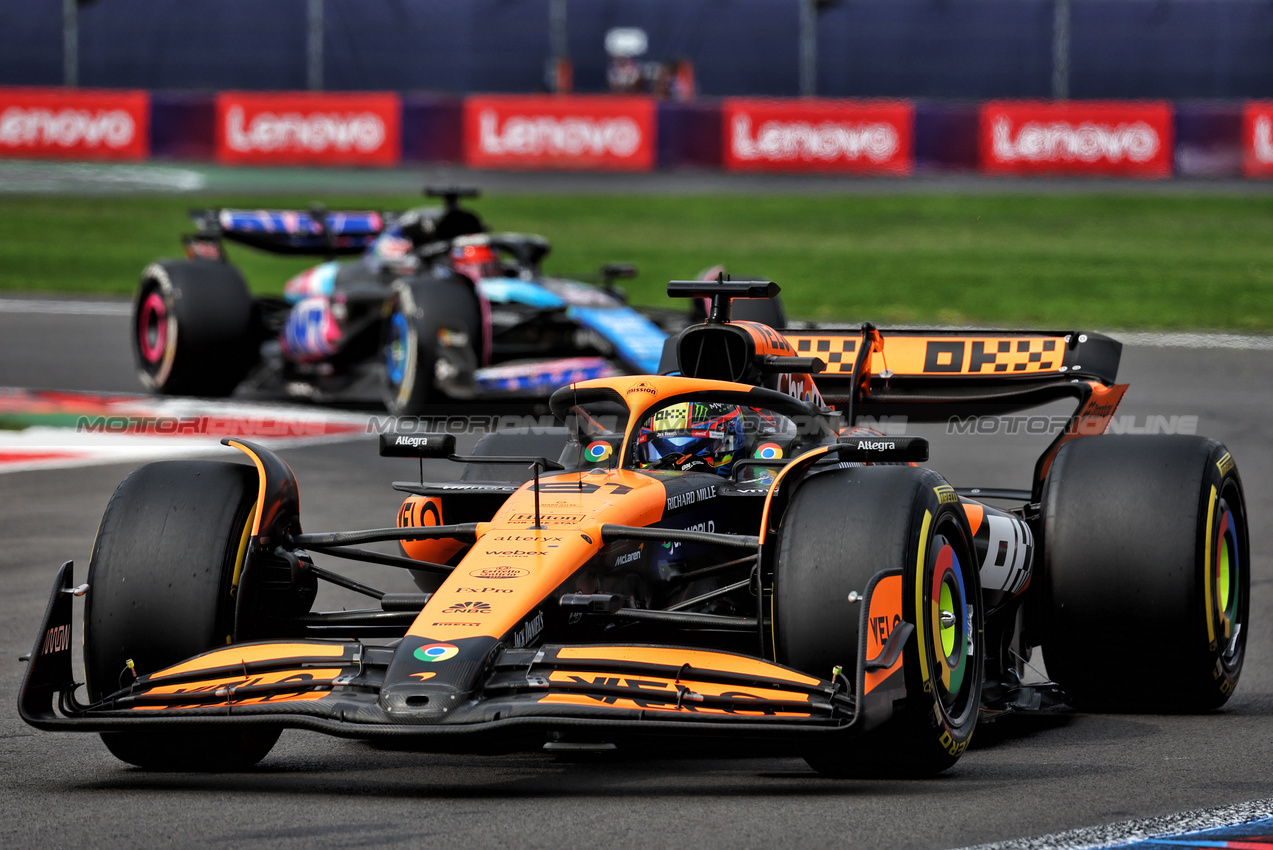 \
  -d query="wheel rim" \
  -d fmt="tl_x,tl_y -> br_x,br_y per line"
929,534 -> 971,703
137,290 -> 168,365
